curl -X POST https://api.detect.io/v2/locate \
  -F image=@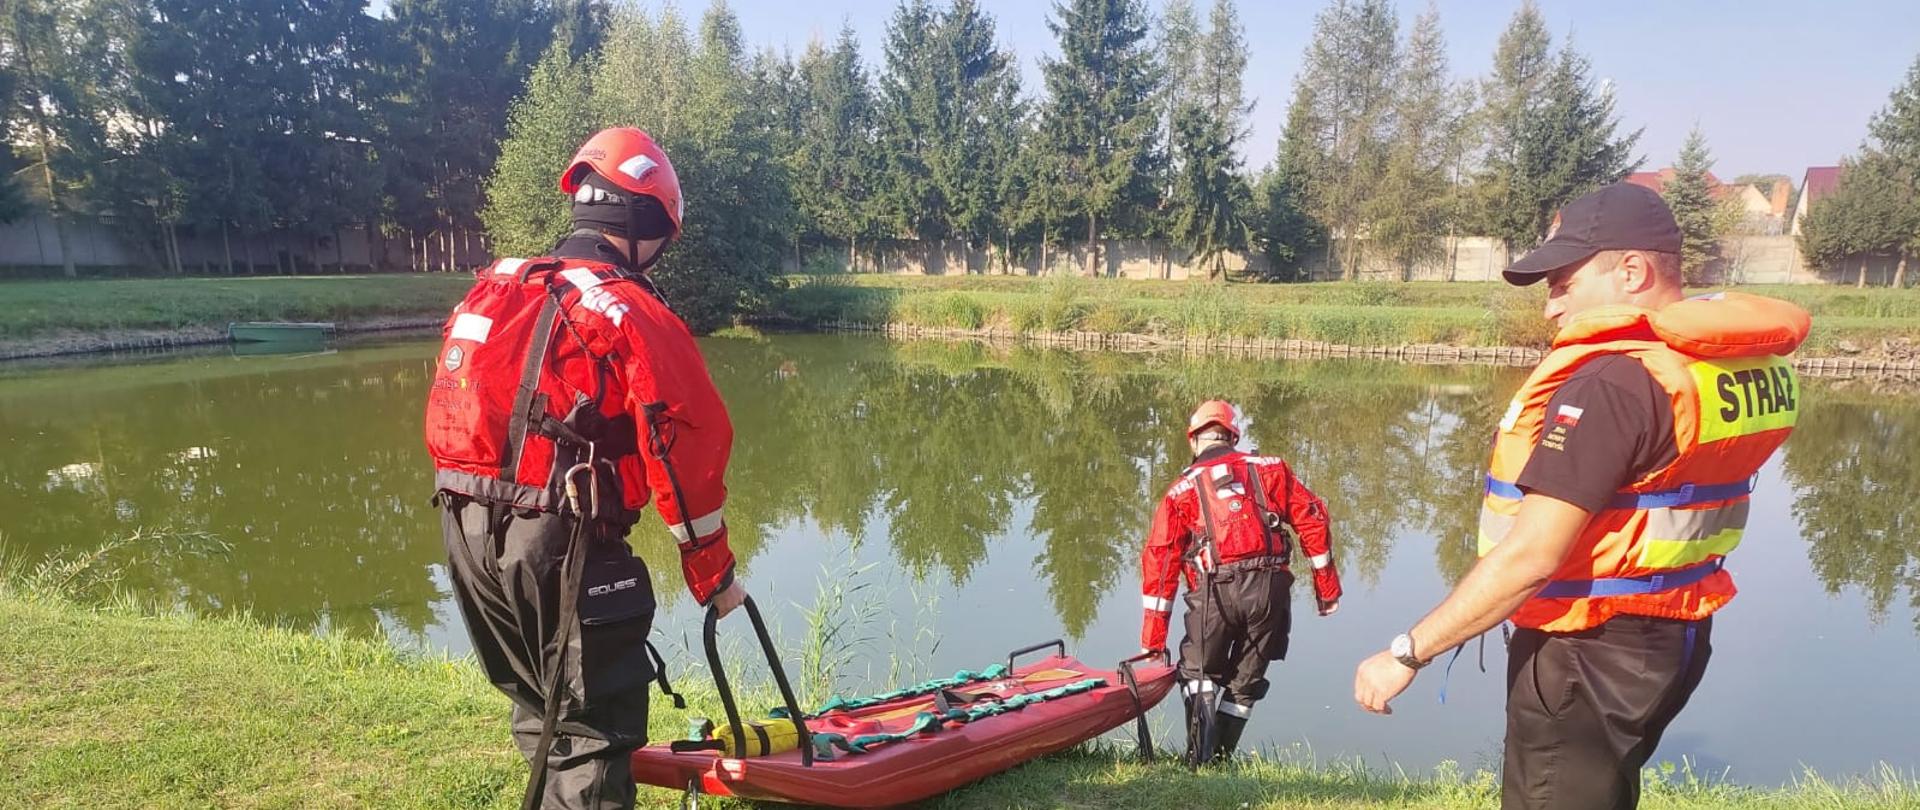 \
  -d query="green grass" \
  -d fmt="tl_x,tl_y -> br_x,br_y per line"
0,275 -> 473,339
3,565 -> 1914,808
767,275 -> 1920,355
